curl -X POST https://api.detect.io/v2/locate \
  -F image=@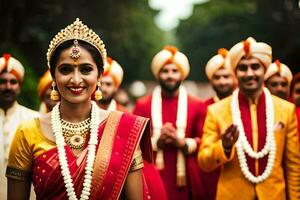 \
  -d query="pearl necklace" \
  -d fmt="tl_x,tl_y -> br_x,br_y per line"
51,101 -> 100,200
231,88 -> 276,183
